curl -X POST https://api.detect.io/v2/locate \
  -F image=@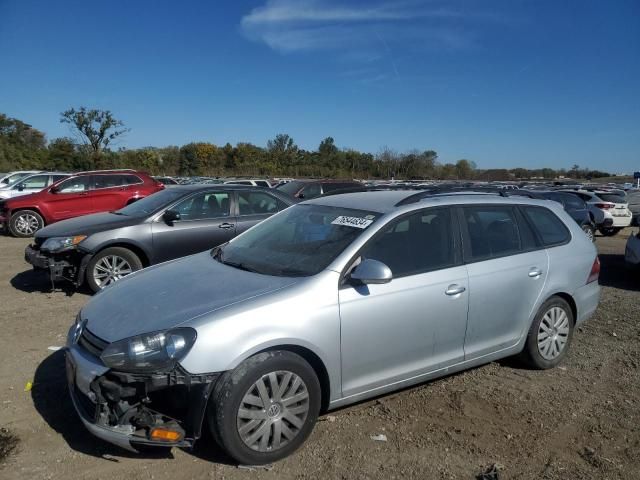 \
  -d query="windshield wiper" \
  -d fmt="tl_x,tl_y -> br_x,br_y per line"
221,259 -> 261,273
